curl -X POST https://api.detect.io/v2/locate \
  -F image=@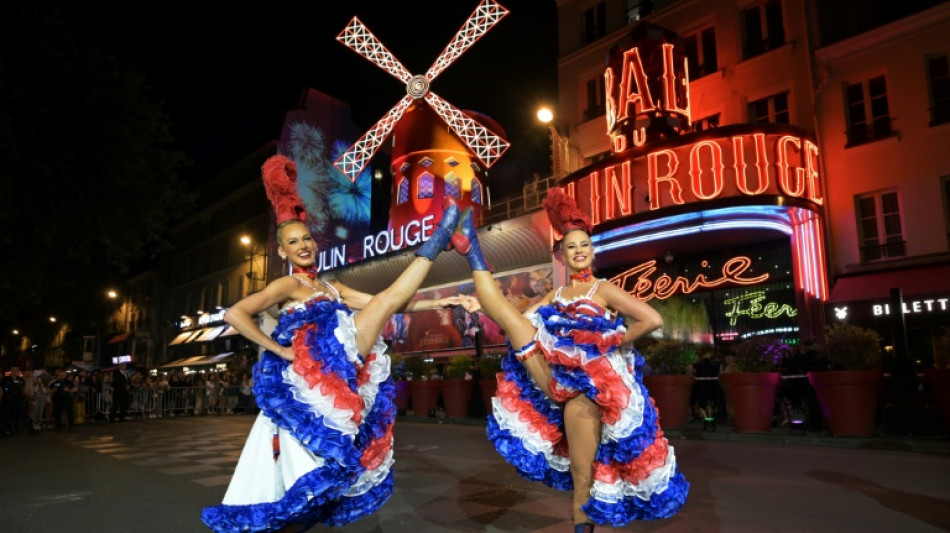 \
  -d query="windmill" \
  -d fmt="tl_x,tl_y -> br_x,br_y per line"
333,0 -> 511,183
